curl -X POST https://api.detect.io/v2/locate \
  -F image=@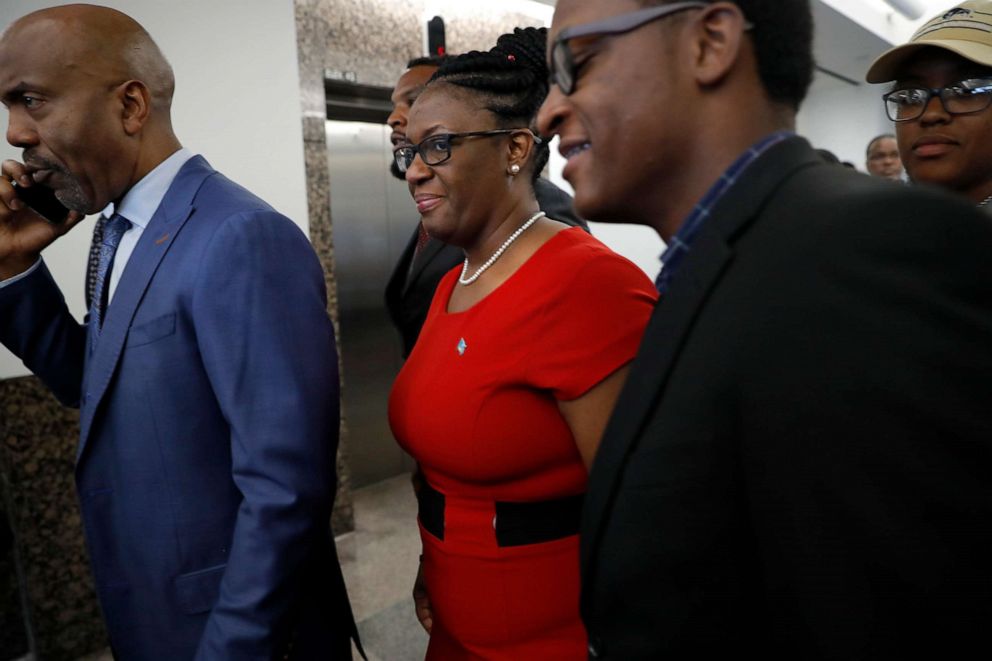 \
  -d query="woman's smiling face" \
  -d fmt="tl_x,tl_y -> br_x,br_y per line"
404,85 -> 516,246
